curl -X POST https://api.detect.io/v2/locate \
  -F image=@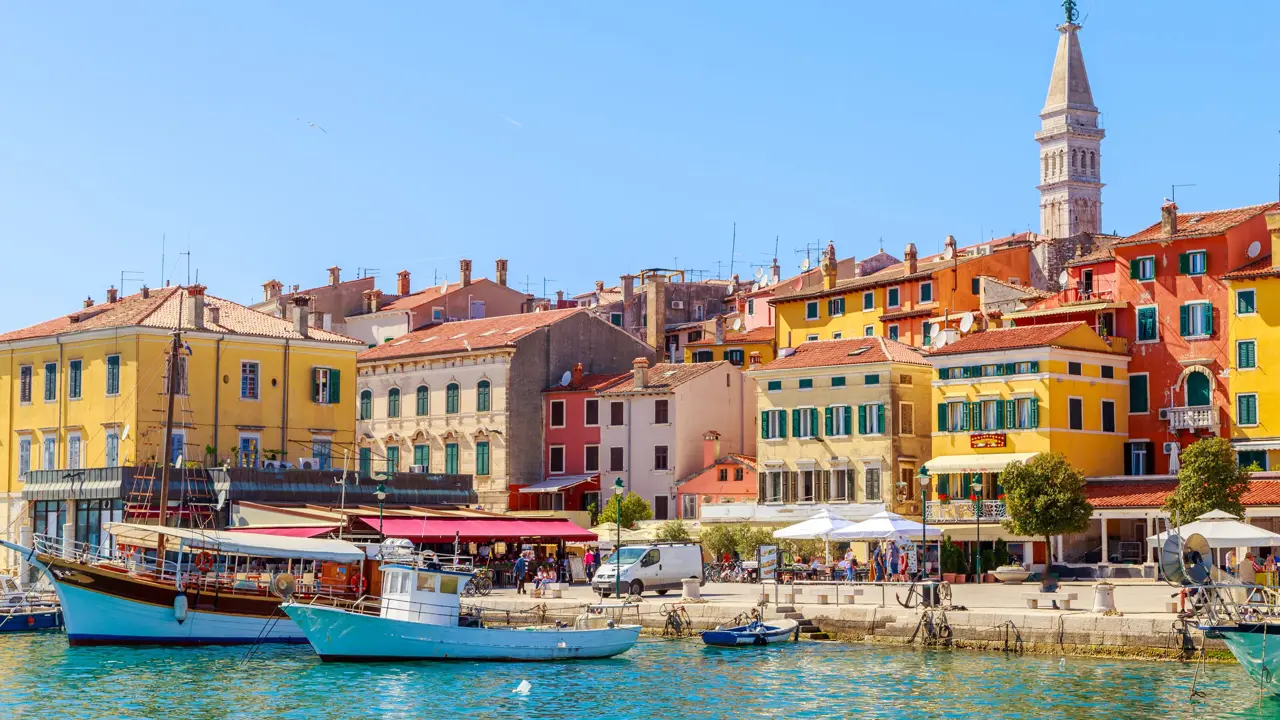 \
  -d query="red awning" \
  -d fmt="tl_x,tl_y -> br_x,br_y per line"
356,517 -> 596,542
225,526 -> 338,538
